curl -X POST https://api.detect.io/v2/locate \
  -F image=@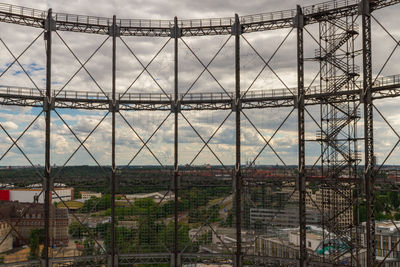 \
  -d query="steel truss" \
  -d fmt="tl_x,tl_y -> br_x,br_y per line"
0,80 -> 399,110
316,12 -> 361,265
0,0 -> 400,267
